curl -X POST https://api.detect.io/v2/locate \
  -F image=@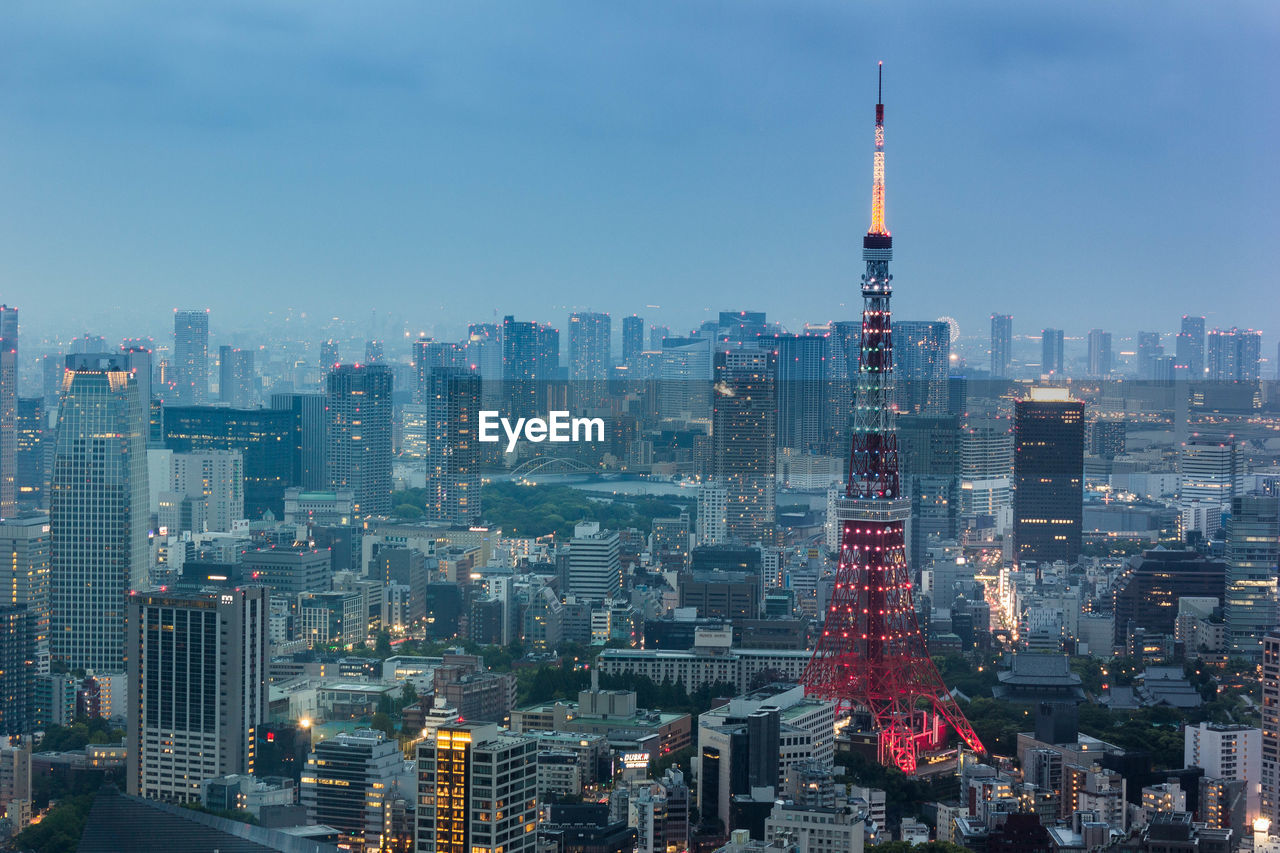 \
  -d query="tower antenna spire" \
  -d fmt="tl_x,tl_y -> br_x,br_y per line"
878,60 -> 882,104
802,62 -> 985,775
